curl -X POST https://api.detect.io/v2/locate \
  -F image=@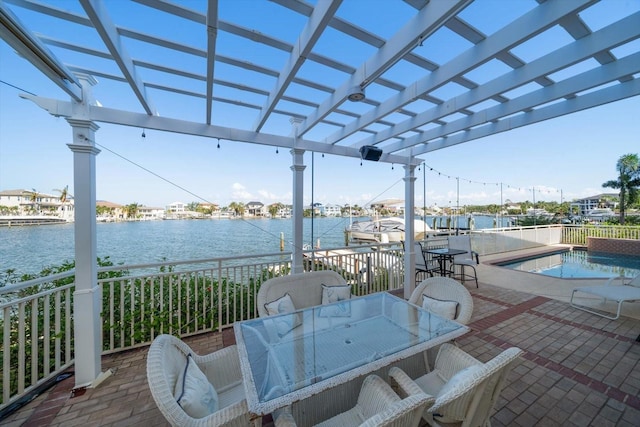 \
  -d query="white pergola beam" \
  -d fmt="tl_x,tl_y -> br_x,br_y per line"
416,78 -> 640,154
253,0 -> 341,132
327,0 -> 596,147
374,12 -> 640,152
295,0 -> 472,138
0,3 -> 82,101
205,0 -> 218,125
19,93 -> 413,164
401,52 -> 640,155
79,0 -> 157,116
